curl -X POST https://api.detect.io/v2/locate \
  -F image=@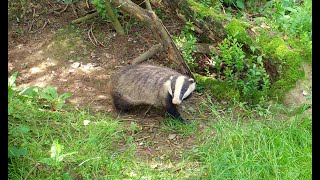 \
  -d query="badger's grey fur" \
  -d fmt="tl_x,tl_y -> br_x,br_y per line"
110,64 -> 196,123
